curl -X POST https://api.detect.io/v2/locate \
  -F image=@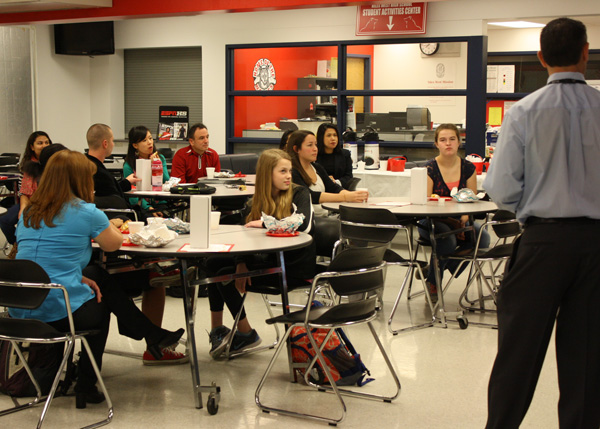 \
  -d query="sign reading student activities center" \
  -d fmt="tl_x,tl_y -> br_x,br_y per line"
356,3 -> 427,36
